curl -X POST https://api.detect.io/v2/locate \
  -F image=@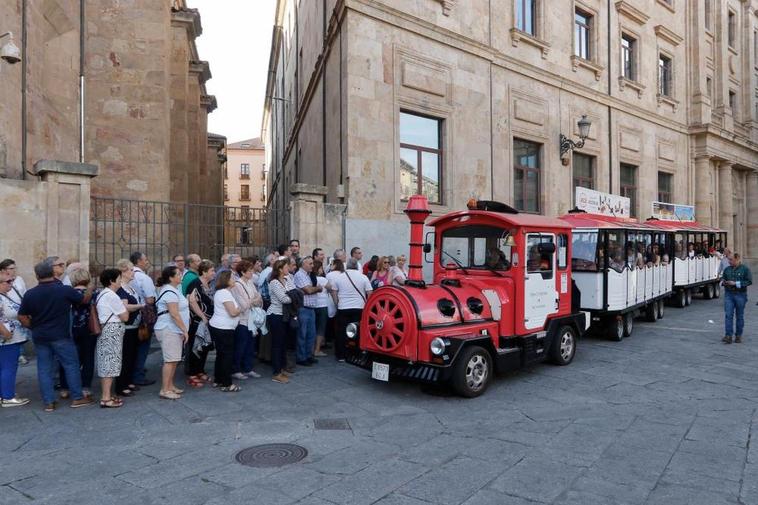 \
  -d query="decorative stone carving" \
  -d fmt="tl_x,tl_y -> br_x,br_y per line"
438,0 -> 456,16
